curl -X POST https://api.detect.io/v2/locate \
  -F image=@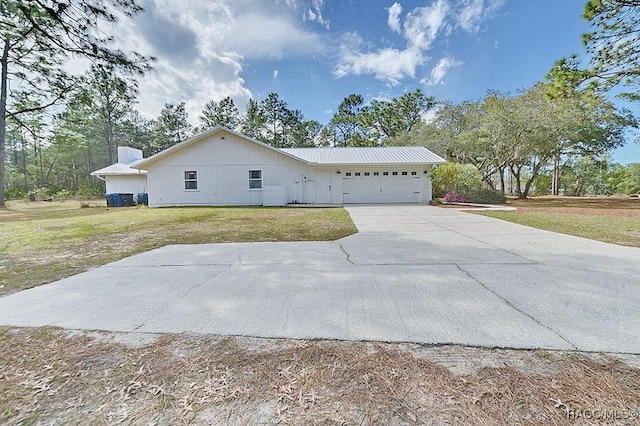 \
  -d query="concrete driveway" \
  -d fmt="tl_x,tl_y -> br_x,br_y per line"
1,205 -> 639,353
